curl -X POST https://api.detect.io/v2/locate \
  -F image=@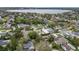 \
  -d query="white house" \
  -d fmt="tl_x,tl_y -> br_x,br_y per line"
41,28 -> 54,35
41,28 -> 50,35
